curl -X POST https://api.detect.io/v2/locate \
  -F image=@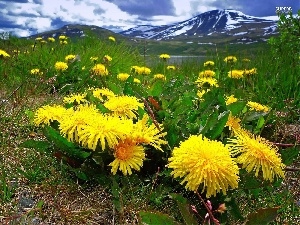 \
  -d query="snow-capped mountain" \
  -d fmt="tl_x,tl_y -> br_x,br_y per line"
120,9 -> 279,41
